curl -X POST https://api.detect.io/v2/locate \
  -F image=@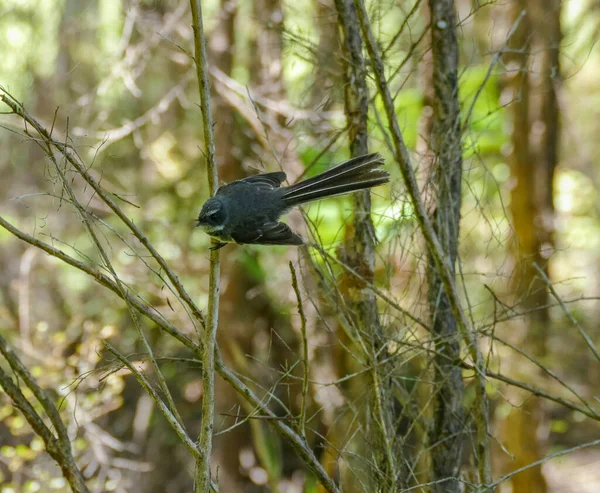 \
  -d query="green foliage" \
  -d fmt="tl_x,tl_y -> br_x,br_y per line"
461,65 -> 507,157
